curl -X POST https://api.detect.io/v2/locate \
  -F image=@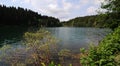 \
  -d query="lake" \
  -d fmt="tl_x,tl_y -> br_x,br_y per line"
0,27 -> 112,66
0,27 -> 112,53
46,27 -> 111,52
